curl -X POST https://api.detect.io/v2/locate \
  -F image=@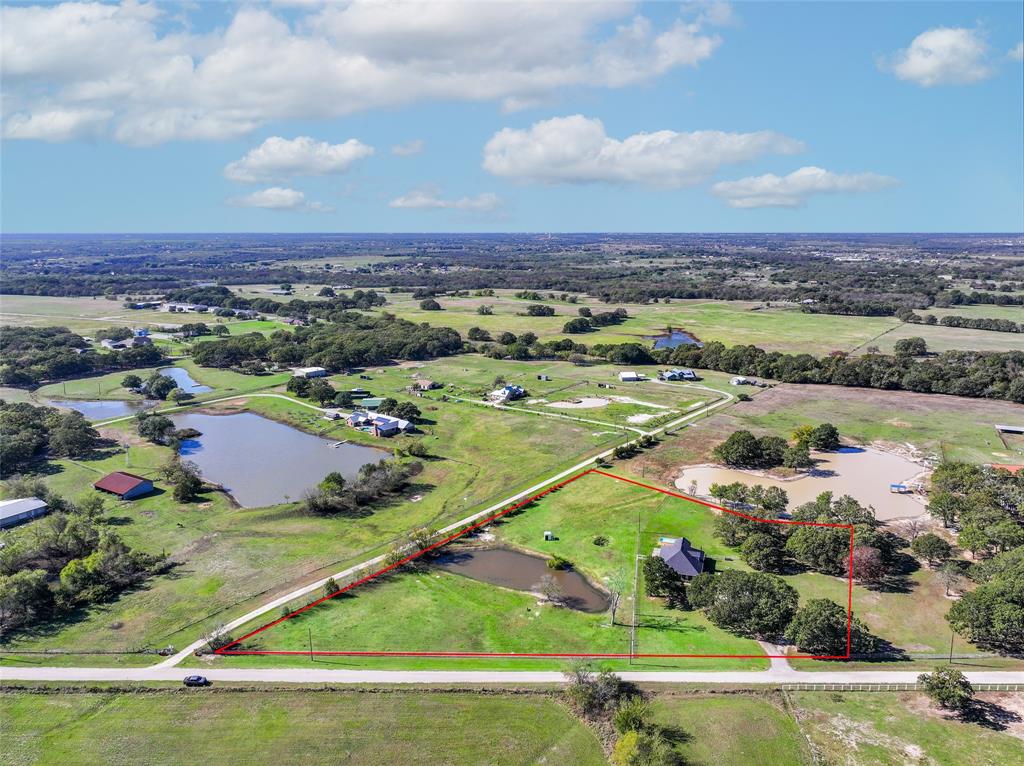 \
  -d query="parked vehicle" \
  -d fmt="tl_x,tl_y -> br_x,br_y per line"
183,675 -> 210,687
